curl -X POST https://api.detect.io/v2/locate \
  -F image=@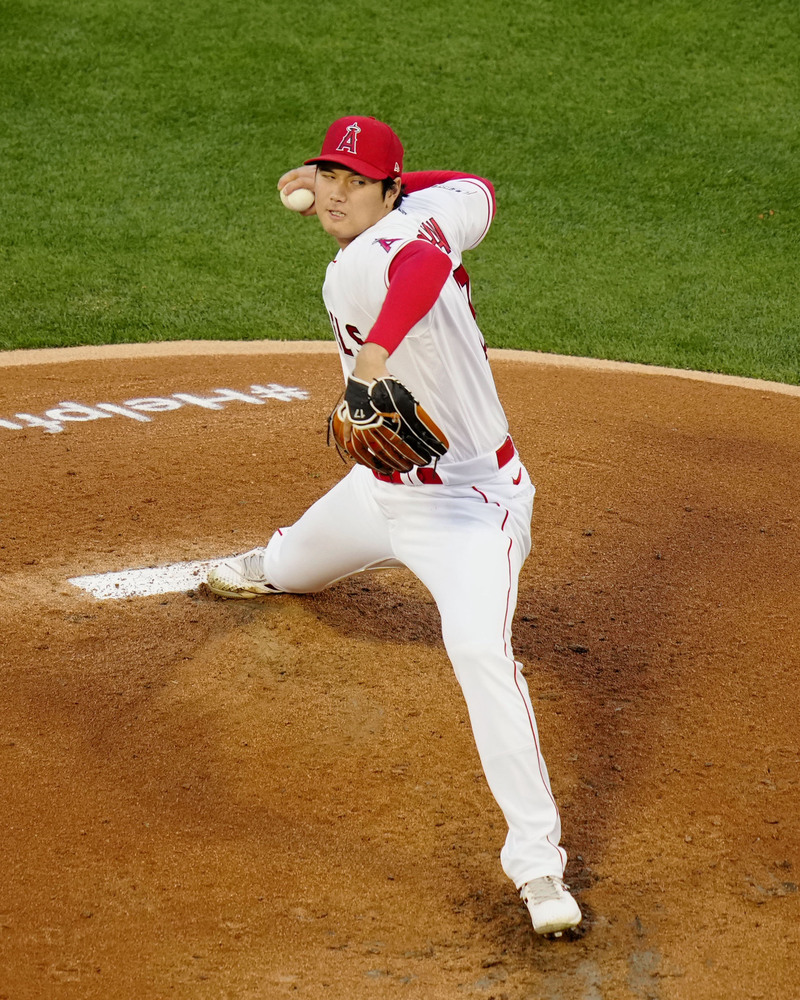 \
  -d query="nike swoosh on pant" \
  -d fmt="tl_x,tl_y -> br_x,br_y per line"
513,470 -> 522,485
